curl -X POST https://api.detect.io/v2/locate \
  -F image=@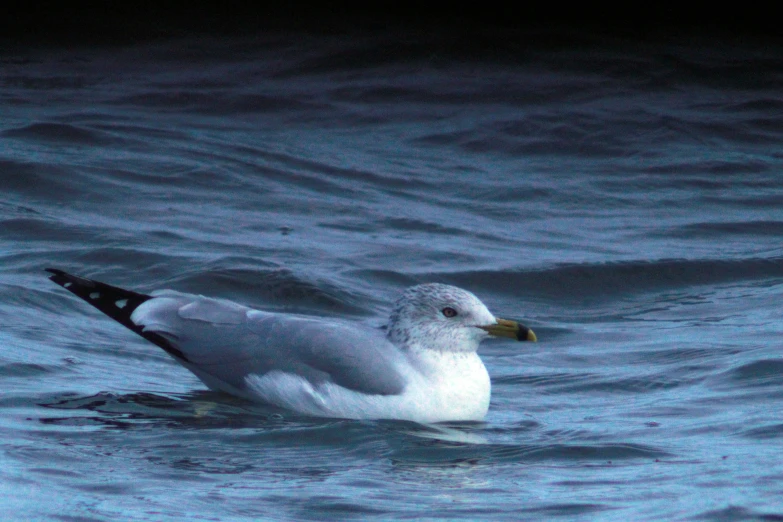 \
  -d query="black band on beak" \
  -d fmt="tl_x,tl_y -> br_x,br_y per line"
517,325 -> 532,341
